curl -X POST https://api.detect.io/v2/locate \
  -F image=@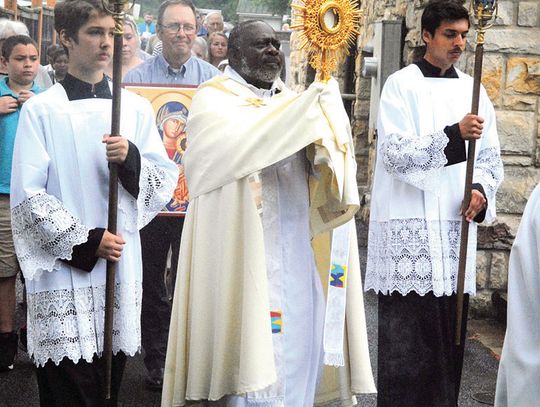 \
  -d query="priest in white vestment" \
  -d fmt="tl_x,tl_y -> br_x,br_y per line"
162,20 -> 375,407
495,183 -> 540,407
364,2 -> 503,406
